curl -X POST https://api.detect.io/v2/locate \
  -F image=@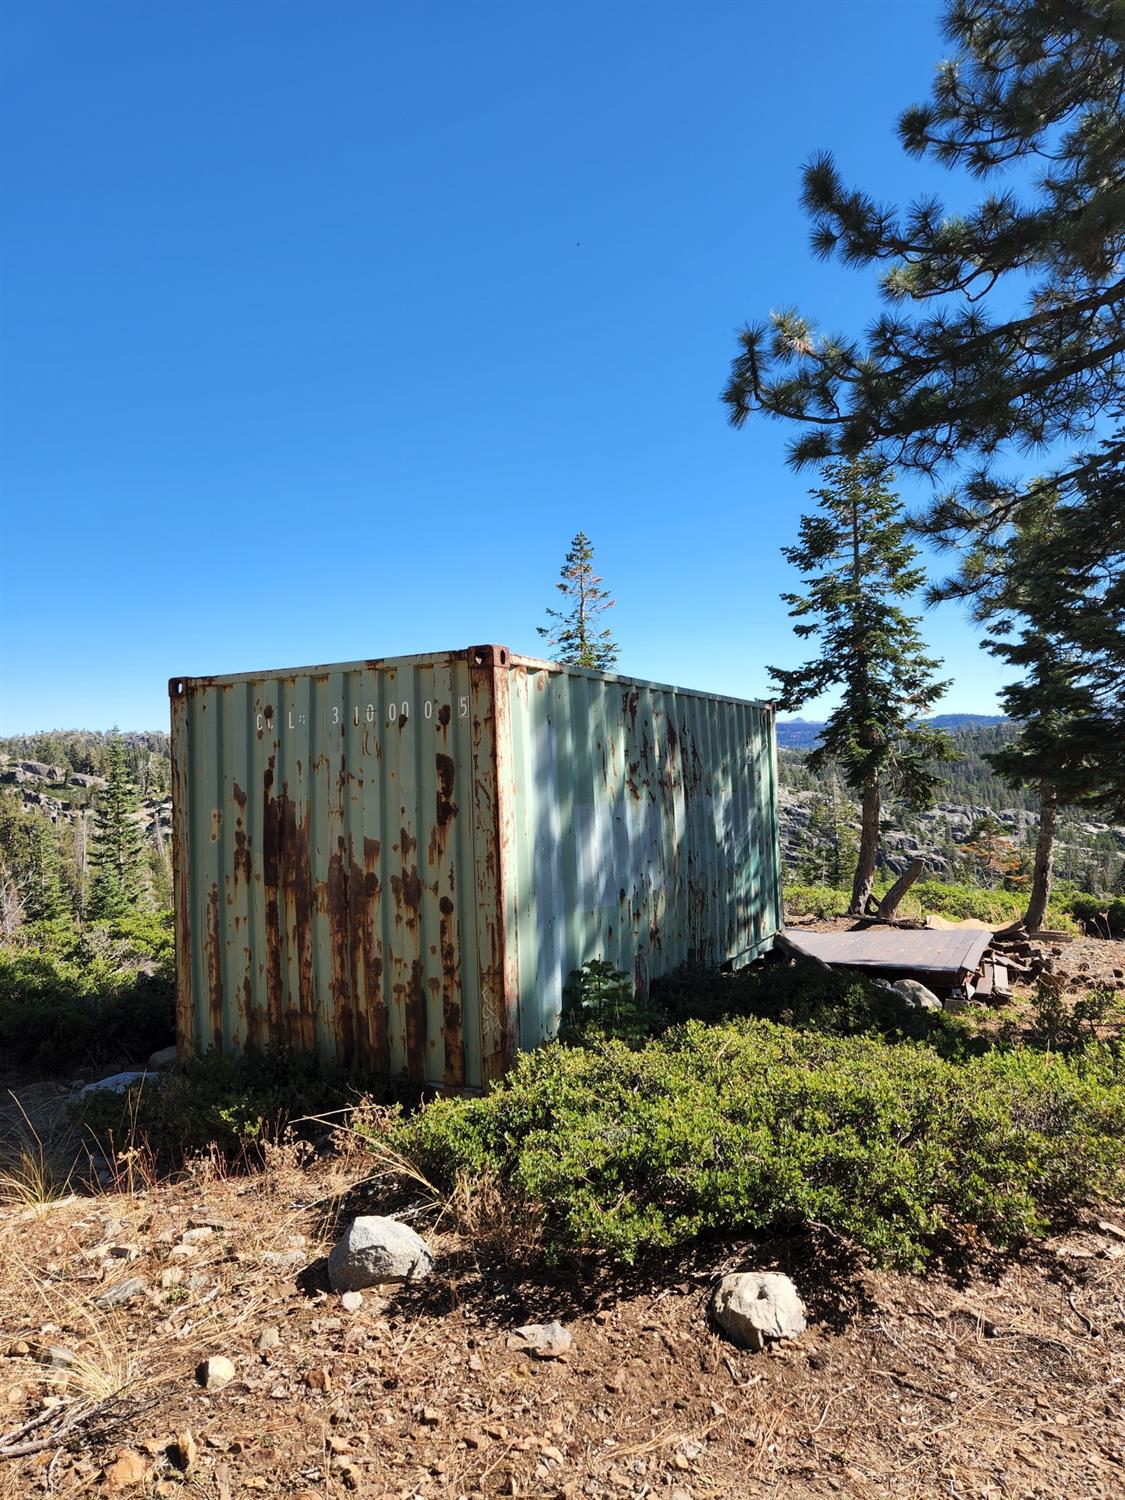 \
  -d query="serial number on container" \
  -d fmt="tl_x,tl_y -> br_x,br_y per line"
255,698 -> 470,733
